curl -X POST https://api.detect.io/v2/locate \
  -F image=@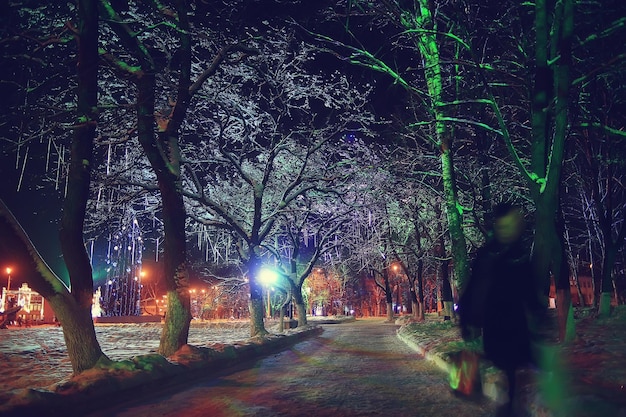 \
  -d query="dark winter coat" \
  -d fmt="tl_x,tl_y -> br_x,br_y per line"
458,238 -> 540,372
